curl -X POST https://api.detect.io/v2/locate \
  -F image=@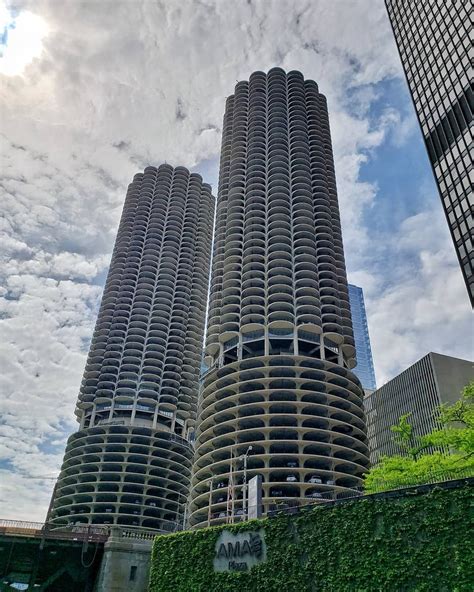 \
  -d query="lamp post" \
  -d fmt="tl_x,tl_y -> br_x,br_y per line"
240,446 -> 253,521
